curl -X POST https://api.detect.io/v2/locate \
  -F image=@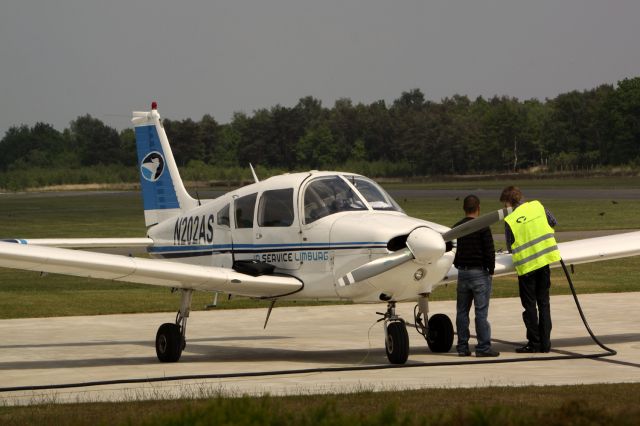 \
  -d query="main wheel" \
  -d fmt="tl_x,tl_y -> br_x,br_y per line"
385,321 -> 409,364
426,313 -> 454,353
156,323 -> 184,362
